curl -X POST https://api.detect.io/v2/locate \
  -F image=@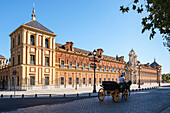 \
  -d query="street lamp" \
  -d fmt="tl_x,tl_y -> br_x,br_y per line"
137,62 -> 142,88
157,67 -> 161,87
88,50 -> 101,93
